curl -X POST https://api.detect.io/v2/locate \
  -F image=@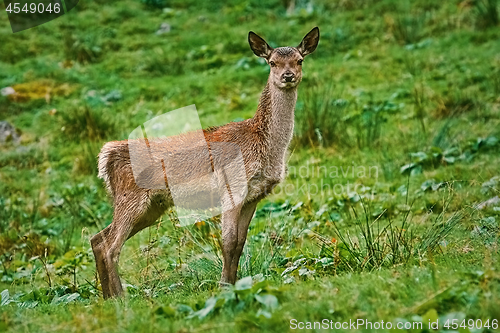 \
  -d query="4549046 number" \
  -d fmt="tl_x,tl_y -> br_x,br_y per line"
444,318 -> 498,330
5,2 -> 61,14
